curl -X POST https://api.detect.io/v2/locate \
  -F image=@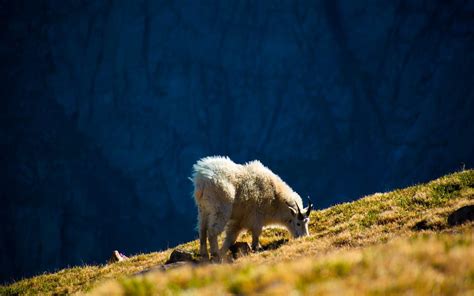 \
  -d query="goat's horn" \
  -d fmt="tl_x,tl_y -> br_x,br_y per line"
306,196 -> 313,216
295,202 -> 301,213
295,202 -> 304,220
